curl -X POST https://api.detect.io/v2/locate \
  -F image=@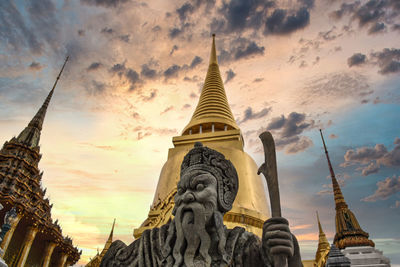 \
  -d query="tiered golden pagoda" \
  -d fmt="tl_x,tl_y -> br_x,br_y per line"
320,130 -> 374,249
86,219 -> 115,267
134,35 -> 270,238
315,211 -> 330,267
0,57 -> 81,266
